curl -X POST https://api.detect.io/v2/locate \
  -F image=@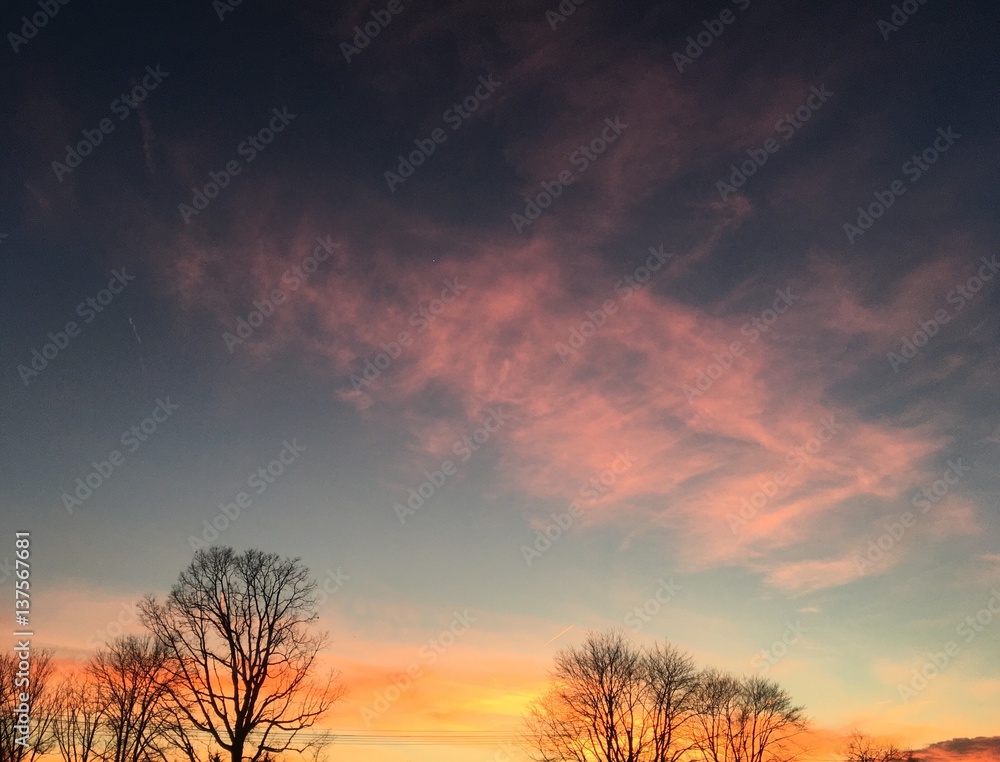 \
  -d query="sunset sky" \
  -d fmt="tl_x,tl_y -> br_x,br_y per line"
2,0 -> 999,760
